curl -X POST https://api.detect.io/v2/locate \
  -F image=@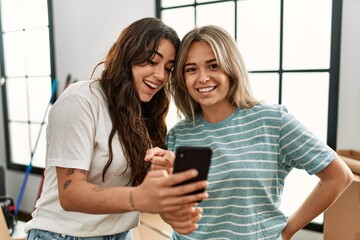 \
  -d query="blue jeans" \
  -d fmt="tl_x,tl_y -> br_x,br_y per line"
27,229 -> 132,240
